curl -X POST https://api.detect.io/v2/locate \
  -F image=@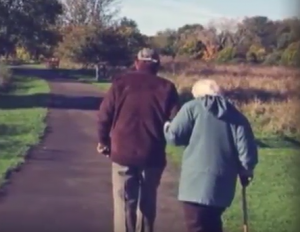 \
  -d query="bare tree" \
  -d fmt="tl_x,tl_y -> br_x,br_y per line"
207,17 -> 241,33
60,0 -> 120,26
